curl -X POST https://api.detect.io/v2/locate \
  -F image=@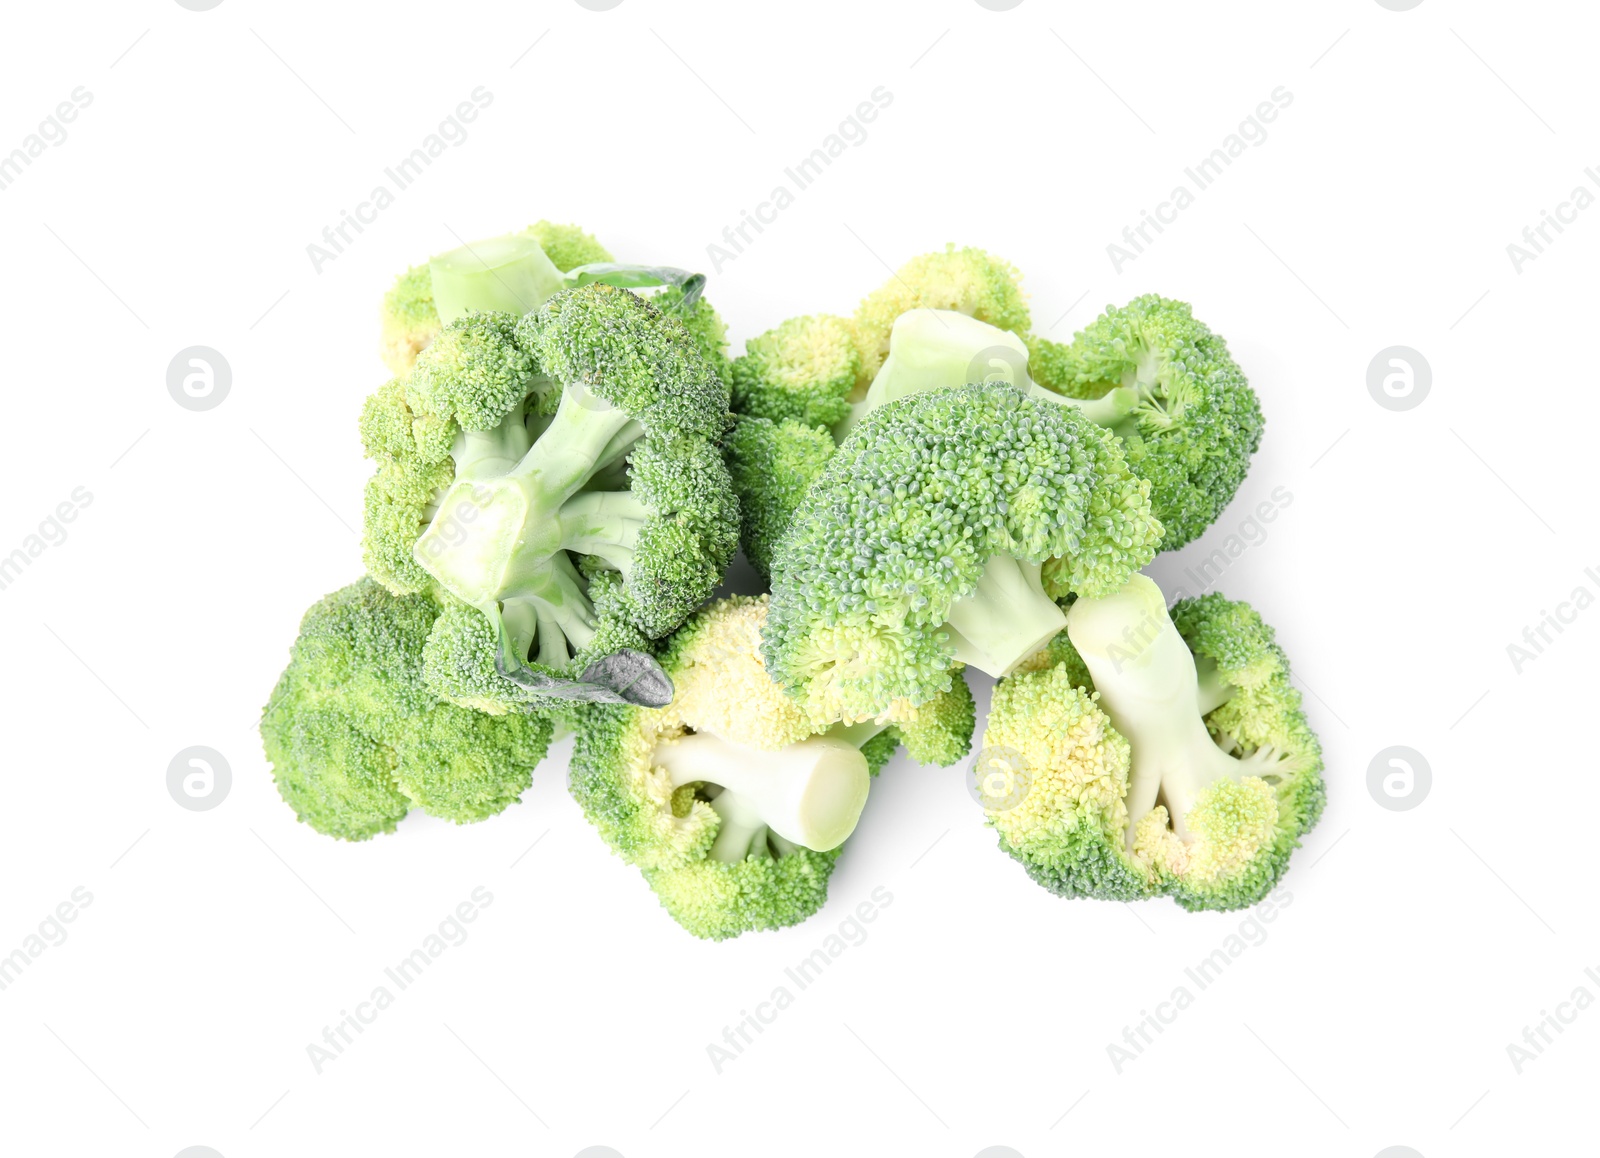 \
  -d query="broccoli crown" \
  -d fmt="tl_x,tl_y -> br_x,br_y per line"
360,285 -> 738,708
259,578 -> 552,839
379,265 -> 442,376
762,384 -> 1161,724
724,415 -> 837,582
729,314 -> 862,429
984,578 -> 1323,912
650,285 -> 731,380
570,596 -> 870,940
852,245 -> 1031,386
1028,296 -> 1263,550
525,219 -> 613,272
